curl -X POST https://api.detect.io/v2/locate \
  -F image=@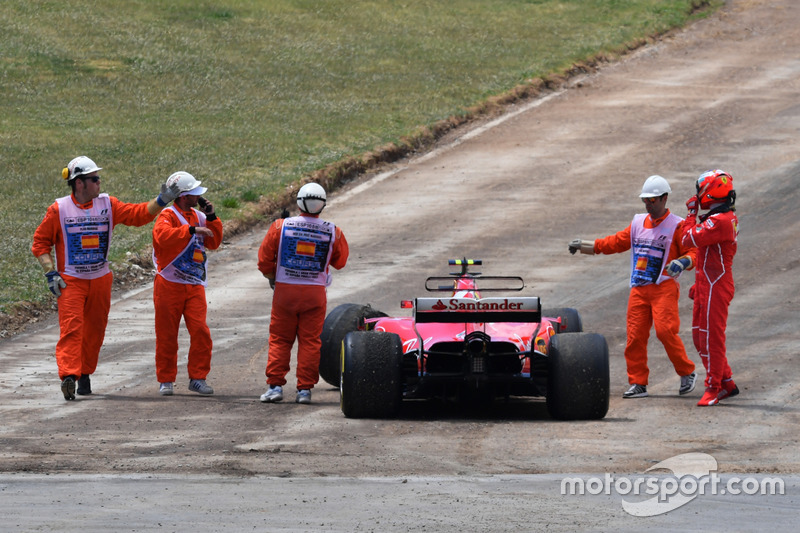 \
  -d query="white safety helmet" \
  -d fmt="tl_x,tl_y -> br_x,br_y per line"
166,171 -> 207,196
297,182 -> 326,214
639,175 -> 672,198
63,156 -> 102,181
